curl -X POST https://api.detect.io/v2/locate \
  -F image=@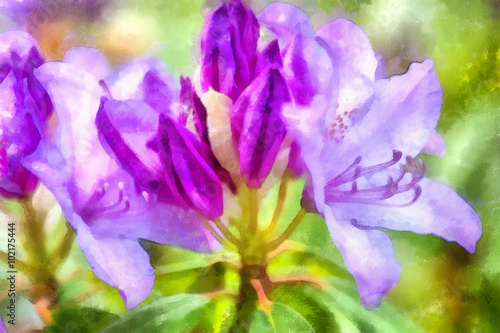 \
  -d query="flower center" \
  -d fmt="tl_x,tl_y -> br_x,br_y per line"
327,108 -> 359,143
324,150 -> 424,207
81,181 -> 130,220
